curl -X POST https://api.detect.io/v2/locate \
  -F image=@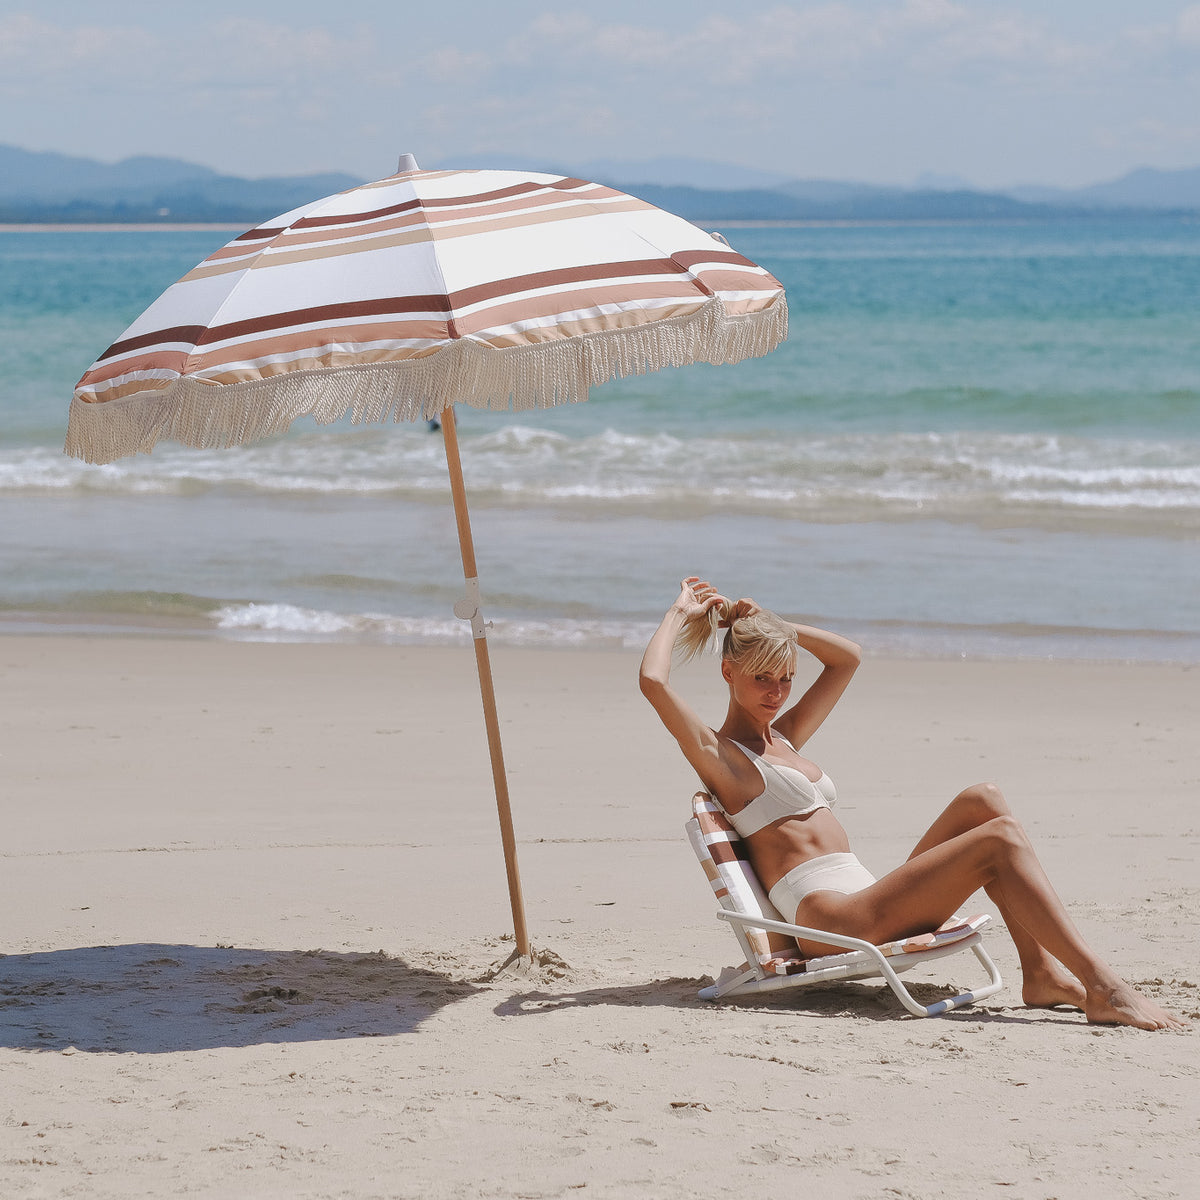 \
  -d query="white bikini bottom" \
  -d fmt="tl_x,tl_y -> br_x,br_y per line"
767,852 -> 877,922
